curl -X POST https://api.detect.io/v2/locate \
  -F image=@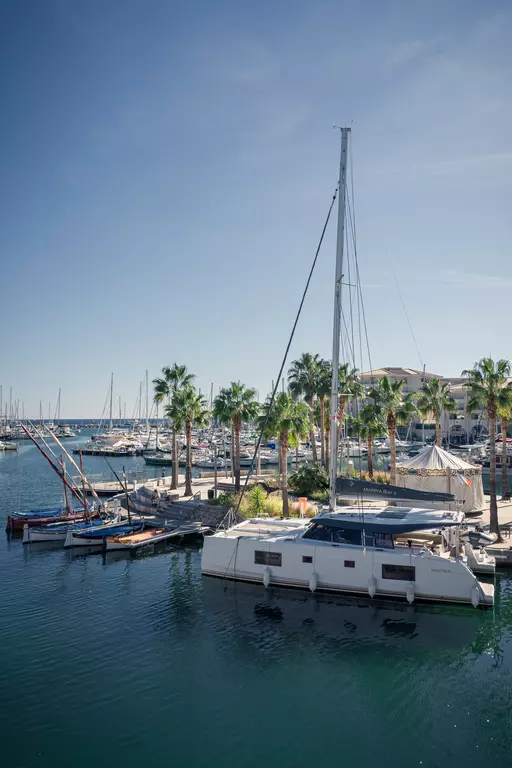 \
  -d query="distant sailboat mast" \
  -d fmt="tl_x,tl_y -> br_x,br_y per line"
145,369 -> 149,433
109,373 -> 114,432
329,126 -> 350,512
